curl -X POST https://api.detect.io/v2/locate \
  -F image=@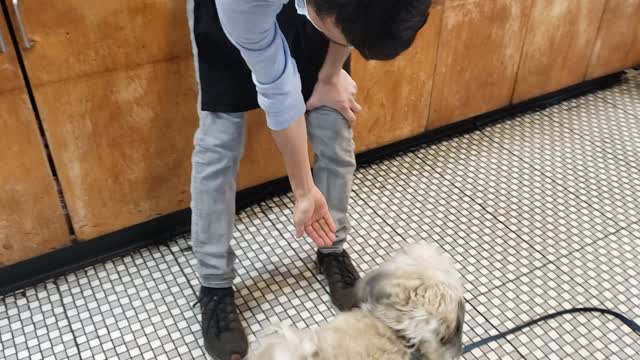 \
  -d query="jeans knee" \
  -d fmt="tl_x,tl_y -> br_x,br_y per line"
309,109 -> 356,169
